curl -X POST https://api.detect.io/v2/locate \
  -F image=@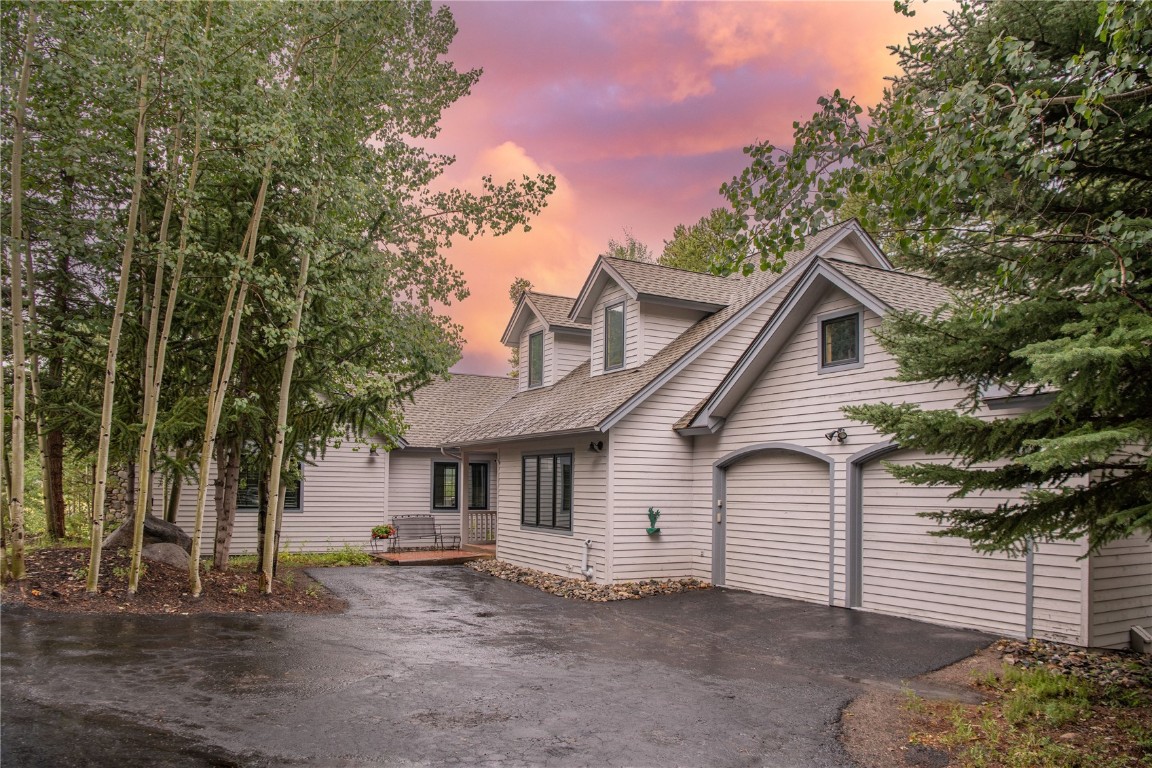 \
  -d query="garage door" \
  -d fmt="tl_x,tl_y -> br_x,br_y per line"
860,450 -> 1026,635
725,450 -> 830,602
